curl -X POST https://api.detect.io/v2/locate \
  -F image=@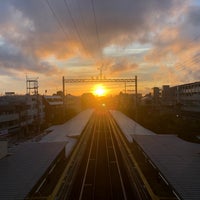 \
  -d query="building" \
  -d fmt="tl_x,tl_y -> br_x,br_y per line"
145,81 -> 200,113
81,93 -> 96,109
153,81 -> 200,113
170,81 -> 200,112
140,93 -> 153,105
152,87 -> 160,104
65,94 -> 81,112
43,95 -> 64,124
0,103 -> 26,136
118,92 -> 142,110
0,94 -> 45,137
161,85 -> 173,105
